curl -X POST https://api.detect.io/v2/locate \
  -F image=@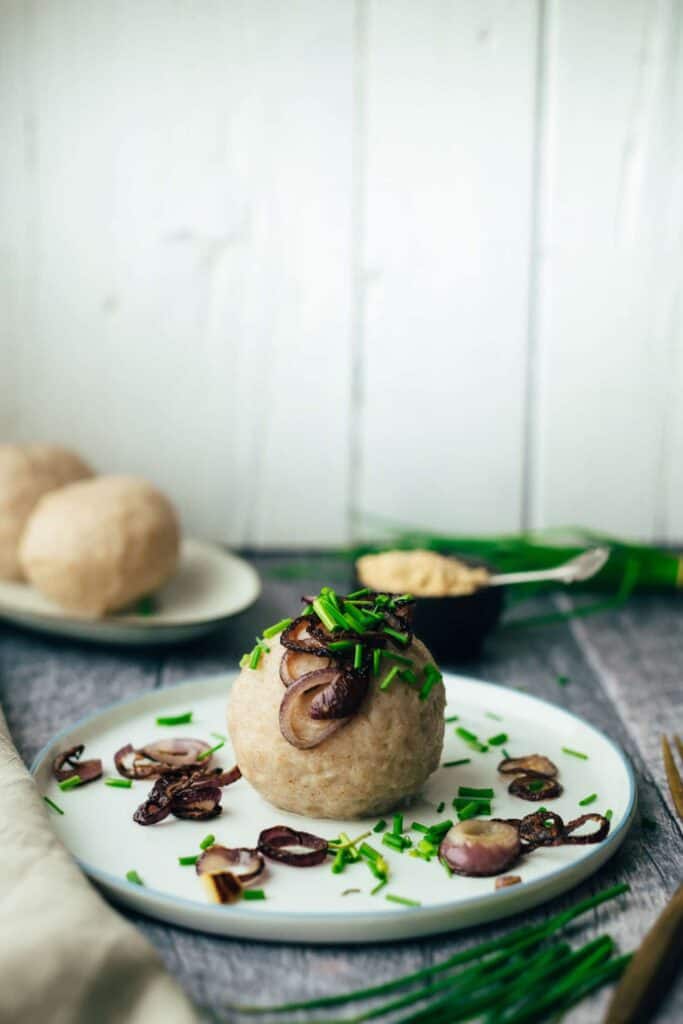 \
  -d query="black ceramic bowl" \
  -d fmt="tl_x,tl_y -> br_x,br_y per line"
354,555 -> 504,665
